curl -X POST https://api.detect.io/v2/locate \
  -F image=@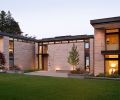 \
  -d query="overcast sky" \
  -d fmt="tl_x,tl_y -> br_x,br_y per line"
0,0 -> 120,38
